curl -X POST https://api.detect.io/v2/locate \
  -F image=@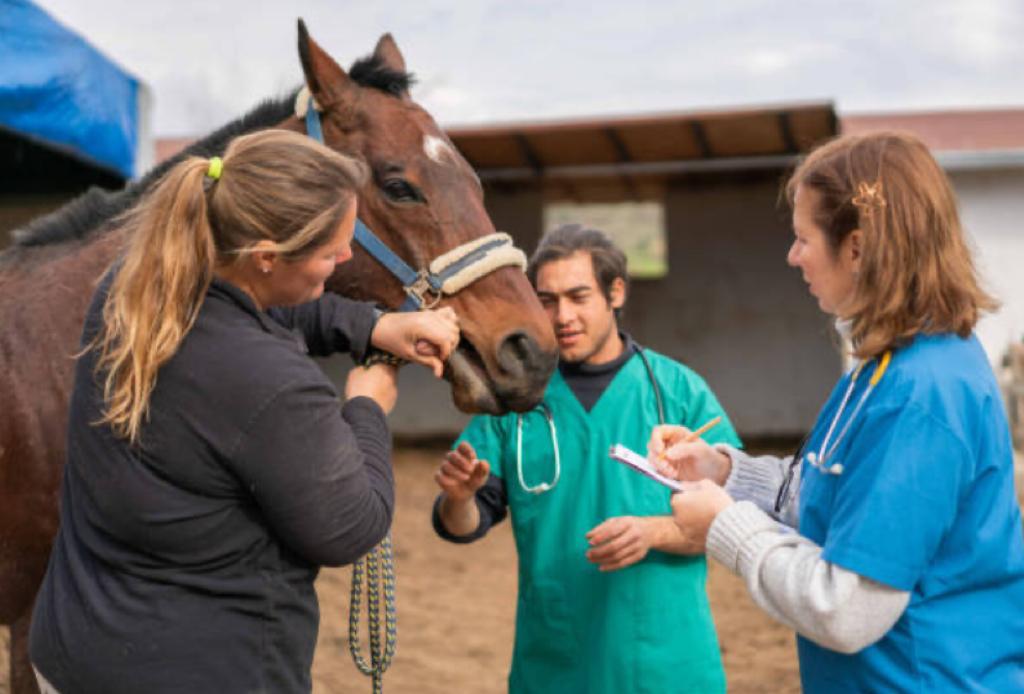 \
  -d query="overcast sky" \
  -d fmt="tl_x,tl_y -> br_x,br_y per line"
35,0 -> 1024,137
